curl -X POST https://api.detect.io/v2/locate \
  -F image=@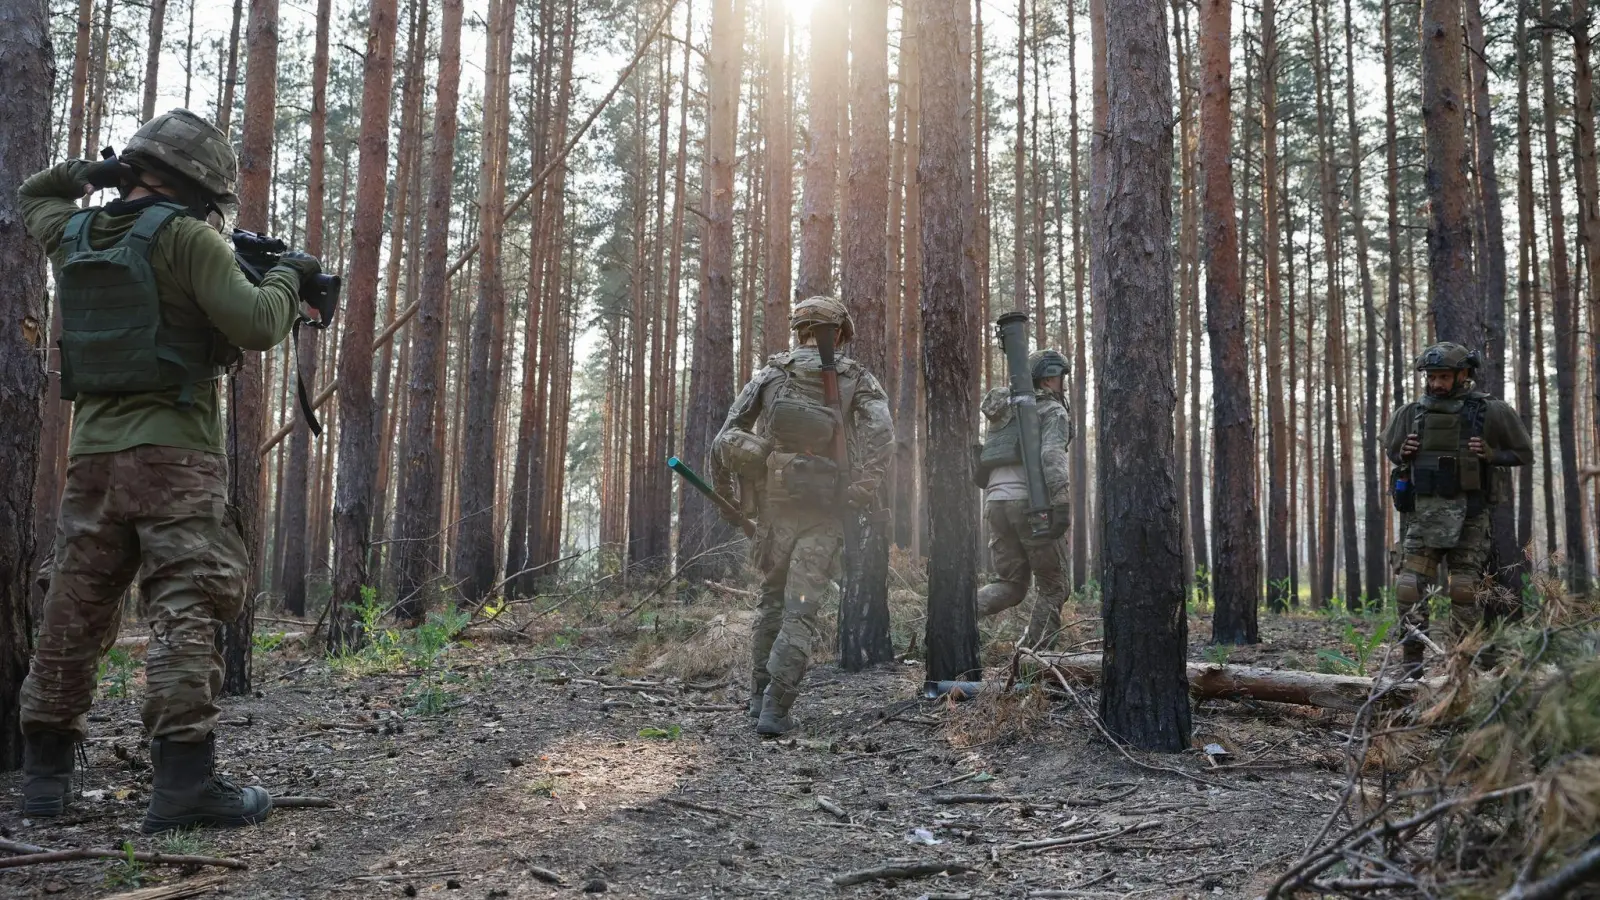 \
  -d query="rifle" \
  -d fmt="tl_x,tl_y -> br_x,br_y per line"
667,456 -> 756,537
995,311 -> 1055,539
810,323 -> 852,507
